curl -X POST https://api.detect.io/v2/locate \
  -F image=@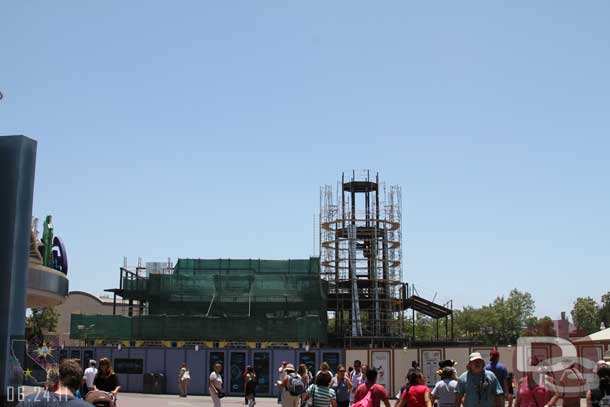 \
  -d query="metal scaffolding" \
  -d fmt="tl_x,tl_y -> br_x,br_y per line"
320,170 -> 405,346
